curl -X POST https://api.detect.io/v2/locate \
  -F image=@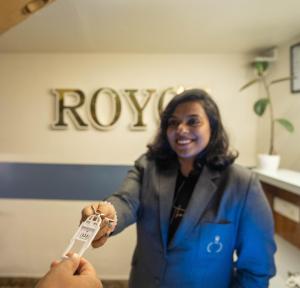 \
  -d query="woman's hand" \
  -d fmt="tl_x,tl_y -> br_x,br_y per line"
36,254 -> 102,288
81,201 -> 117,248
